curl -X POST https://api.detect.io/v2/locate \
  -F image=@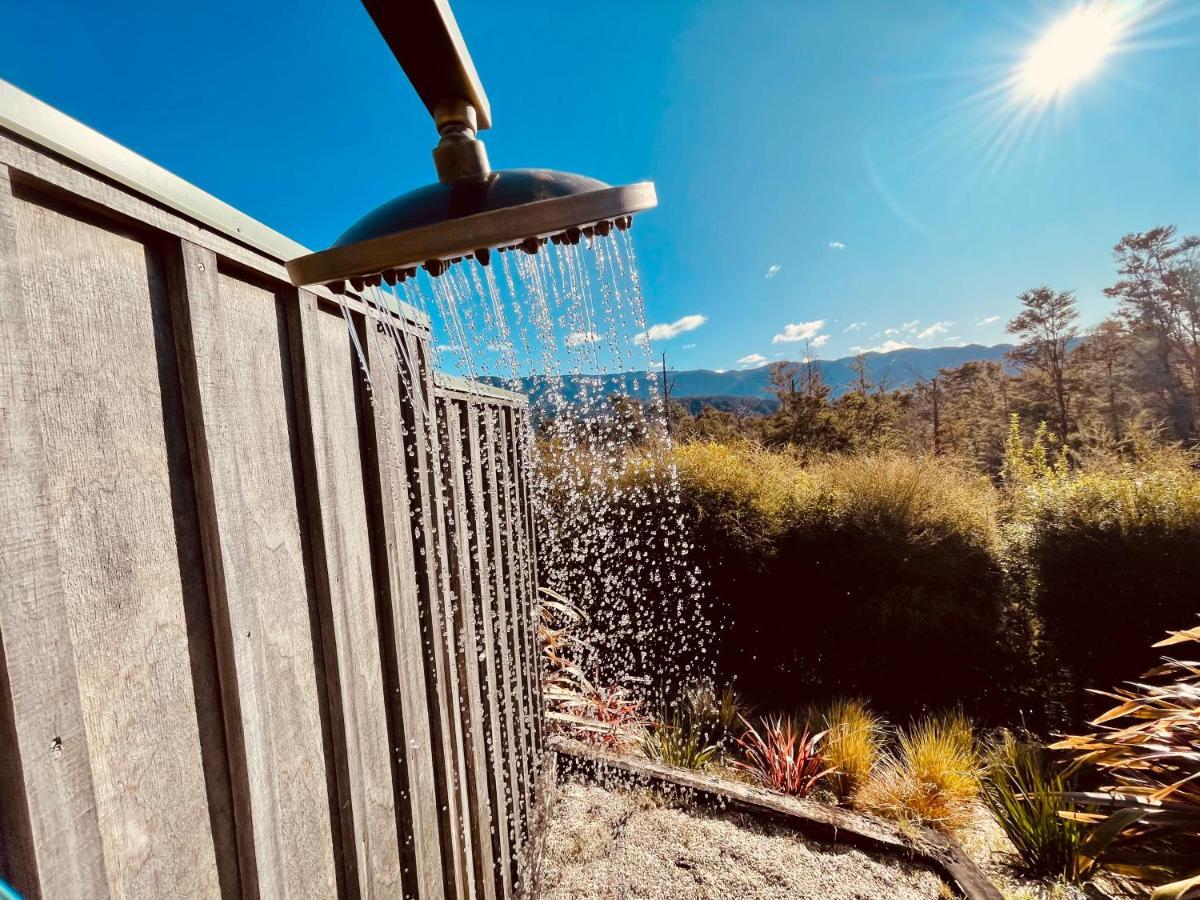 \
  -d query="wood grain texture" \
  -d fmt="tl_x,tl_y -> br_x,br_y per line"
361,319 -> 447,900
498,409 -> 539,774
291,293 -> 403,896
396,329 -> 472,900
418,383 -> 478,900
463,405 -> 515,899
177,261 -> 339,898
1,123 -> 546,899
438,398 -> 499,900
478,408 -> 527,881
488,410 -> 534,853
8,181 -> 222,897
0,130 -> 427,334
0,167 -> 109,900
506,409 -> 544,758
